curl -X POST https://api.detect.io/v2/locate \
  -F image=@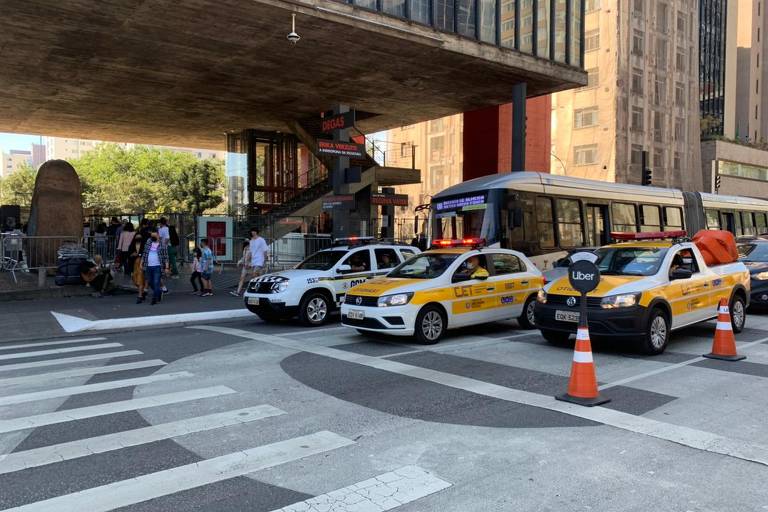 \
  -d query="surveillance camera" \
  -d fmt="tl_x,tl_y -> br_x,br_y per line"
287,31 -> 300,44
